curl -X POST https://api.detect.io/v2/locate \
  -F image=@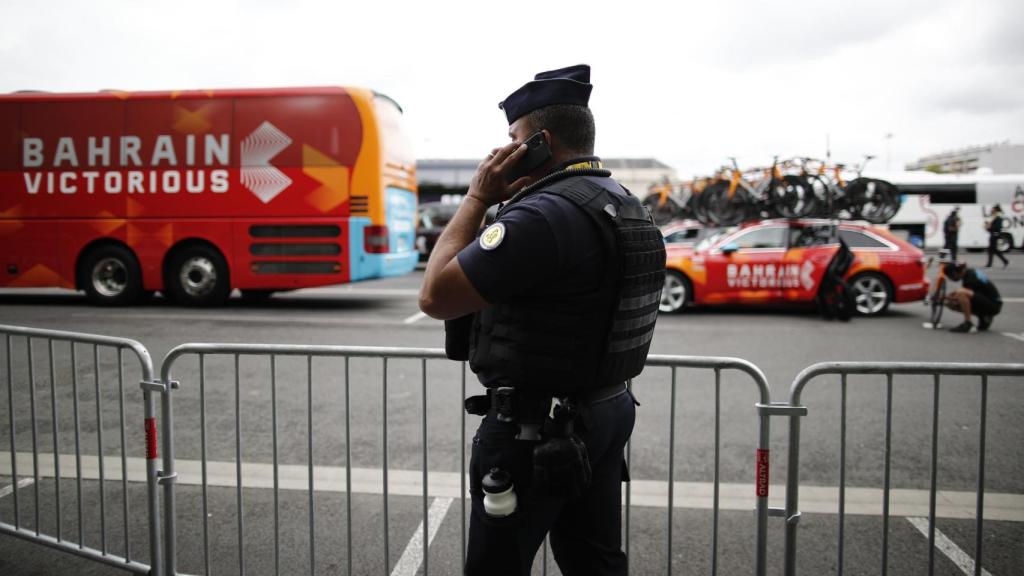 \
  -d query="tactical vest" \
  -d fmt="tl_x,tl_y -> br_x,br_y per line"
468,171 -> 666,395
